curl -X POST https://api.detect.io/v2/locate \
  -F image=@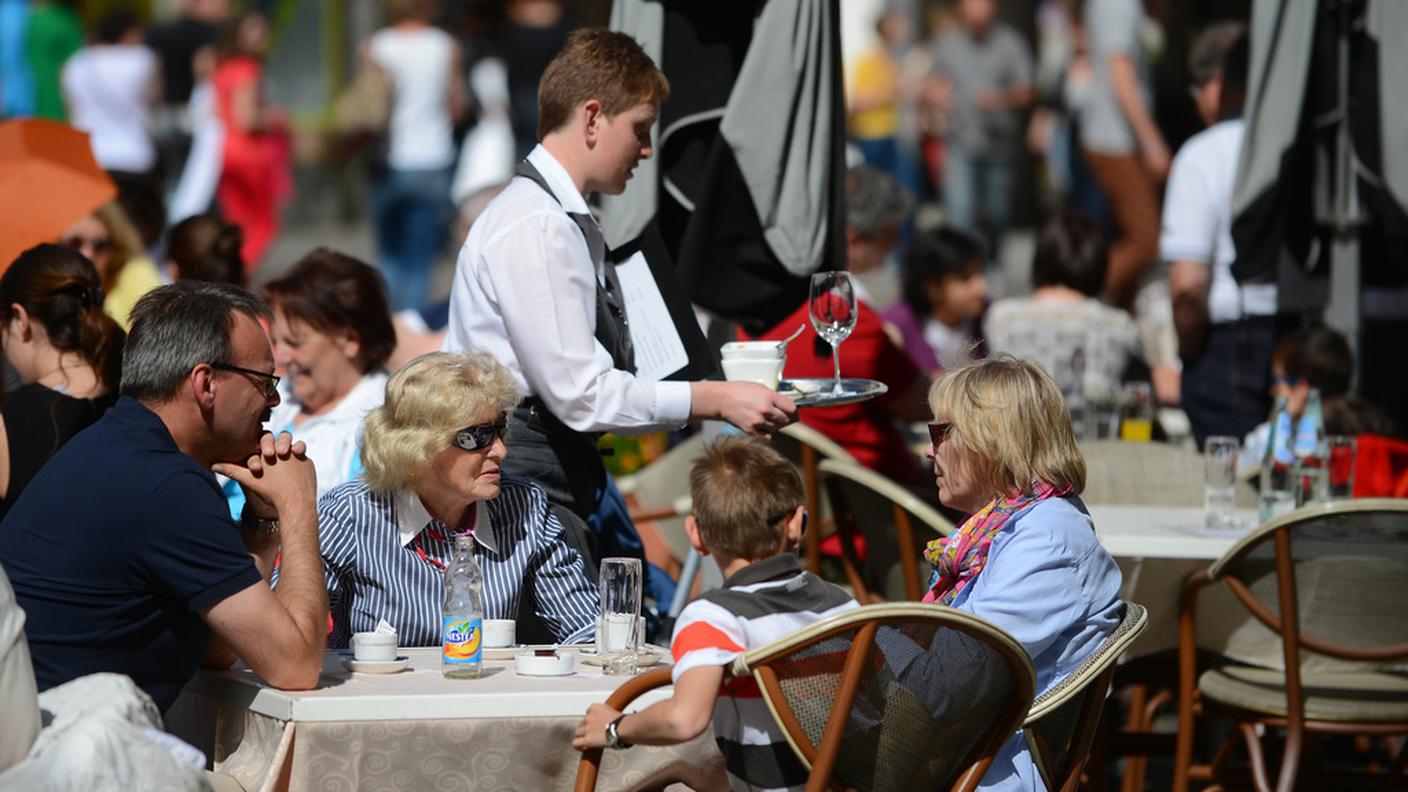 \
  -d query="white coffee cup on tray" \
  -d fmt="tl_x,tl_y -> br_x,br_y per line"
720,341 -> 785,390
